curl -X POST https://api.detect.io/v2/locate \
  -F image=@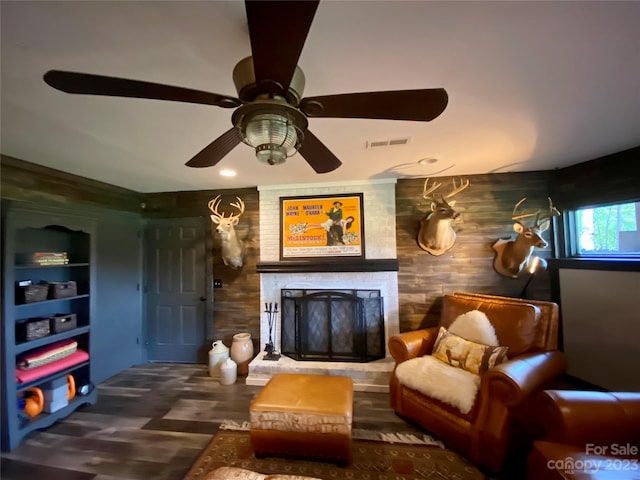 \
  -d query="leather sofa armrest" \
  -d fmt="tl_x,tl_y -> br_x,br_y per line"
482,351 -> 567,406
537,390 -> 640,447
388,327 -> 439,364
